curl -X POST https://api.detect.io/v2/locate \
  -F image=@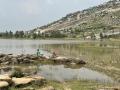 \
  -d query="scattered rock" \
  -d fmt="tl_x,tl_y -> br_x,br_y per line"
0,54 -> 86,65
12,76 -> 46,87
0,74 -> 12,84
0,81 -> 9,90
12,77 -> 34,86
